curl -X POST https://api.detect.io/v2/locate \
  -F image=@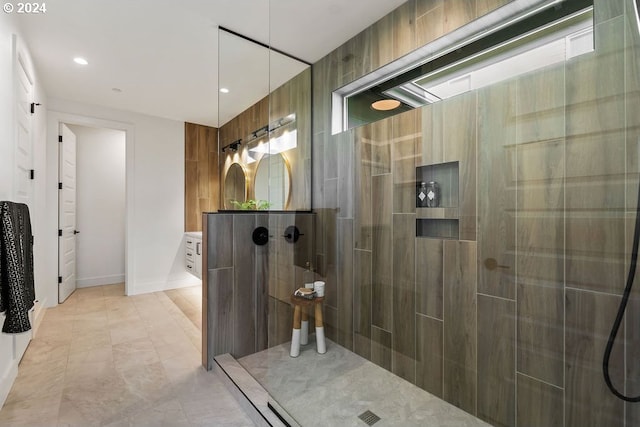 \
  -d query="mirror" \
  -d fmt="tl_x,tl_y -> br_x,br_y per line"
217,28 -> 311,211
223,163 -> 247,209
254,154 -> 291,210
